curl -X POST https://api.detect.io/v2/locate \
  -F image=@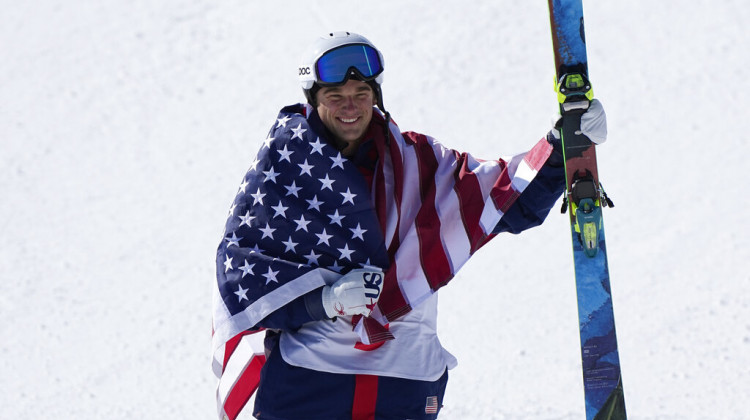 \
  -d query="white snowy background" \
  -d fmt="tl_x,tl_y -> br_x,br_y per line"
2,0 -> 748,419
